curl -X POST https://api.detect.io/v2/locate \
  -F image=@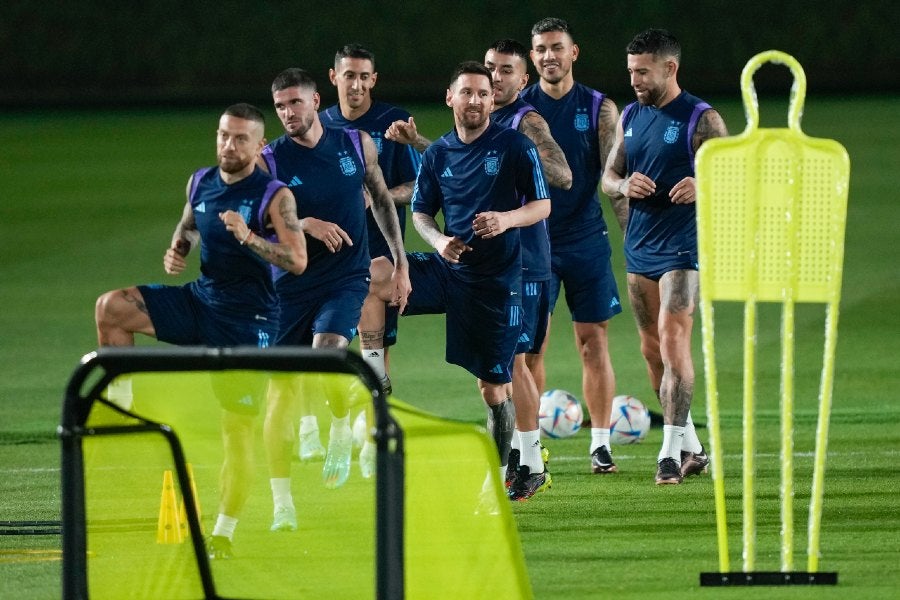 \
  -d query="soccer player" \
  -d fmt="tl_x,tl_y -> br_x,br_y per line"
521,17 -> 628,474
601,29 -> 729,484
260,68 -> 410,531
484,38 -> 572,501
93,103 -> 308,559
315,43 -> 422,473
359,61 -> 551,492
